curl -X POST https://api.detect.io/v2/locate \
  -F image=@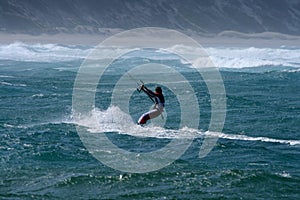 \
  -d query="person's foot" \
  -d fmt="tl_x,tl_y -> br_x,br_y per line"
137,122 -> 145,127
